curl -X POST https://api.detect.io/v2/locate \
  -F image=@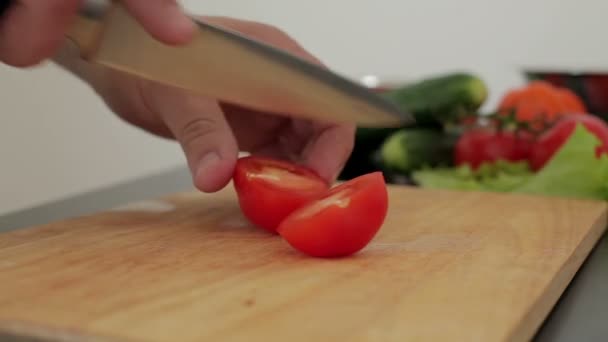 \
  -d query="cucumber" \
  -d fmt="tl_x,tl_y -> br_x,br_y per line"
339,72 -> 486,180
379,129 -> 458,174
382,73 -> 488,127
